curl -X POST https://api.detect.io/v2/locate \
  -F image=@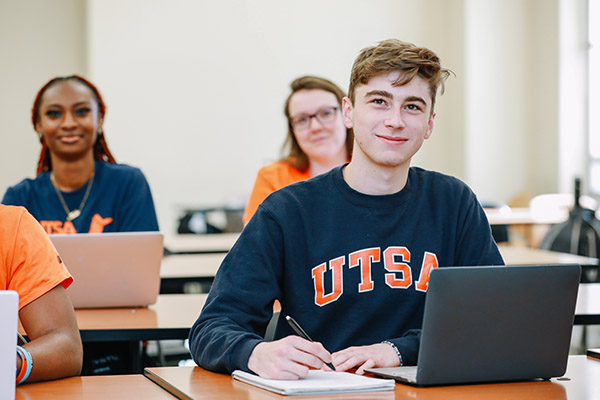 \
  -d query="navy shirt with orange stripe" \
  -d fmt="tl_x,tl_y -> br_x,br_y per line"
2,160 -> 159,234
189,164 -> 504,374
